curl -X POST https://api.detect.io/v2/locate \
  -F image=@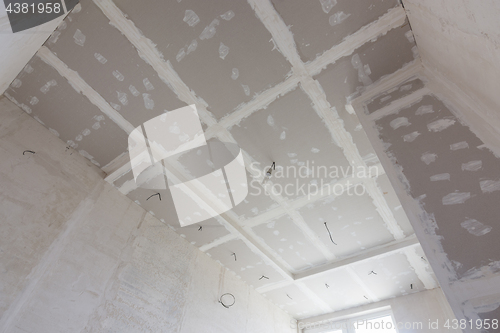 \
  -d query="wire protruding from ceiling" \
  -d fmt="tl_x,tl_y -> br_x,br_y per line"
266,162 -> 276,177
146,193 -> 161,201
323,222 -> 337,245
